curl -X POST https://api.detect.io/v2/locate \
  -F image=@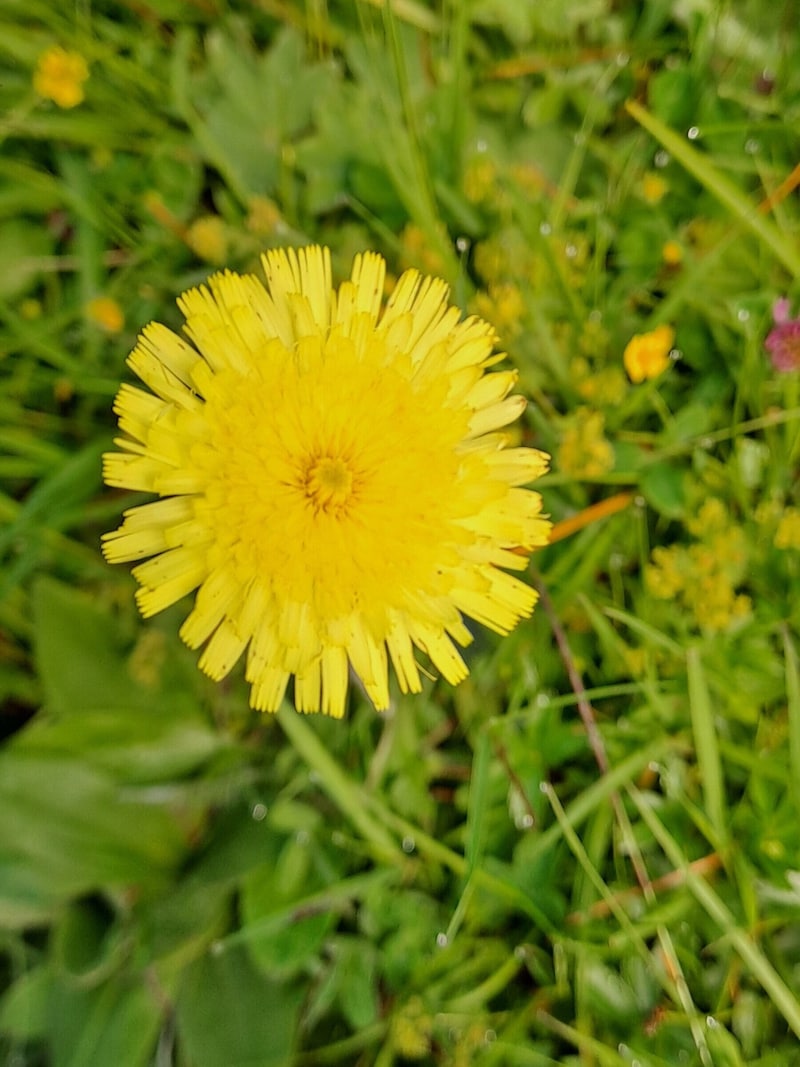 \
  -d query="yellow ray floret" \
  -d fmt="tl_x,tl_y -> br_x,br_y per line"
102,245 -> 552,716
